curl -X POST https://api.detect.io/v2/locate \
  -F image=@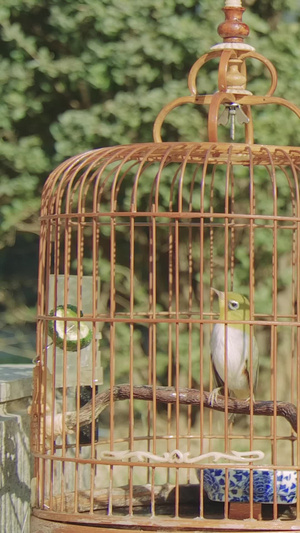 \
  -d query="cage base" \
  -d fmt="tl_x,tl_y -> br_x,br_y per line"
31,483 -> 300,530
32,505 -> 300,531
